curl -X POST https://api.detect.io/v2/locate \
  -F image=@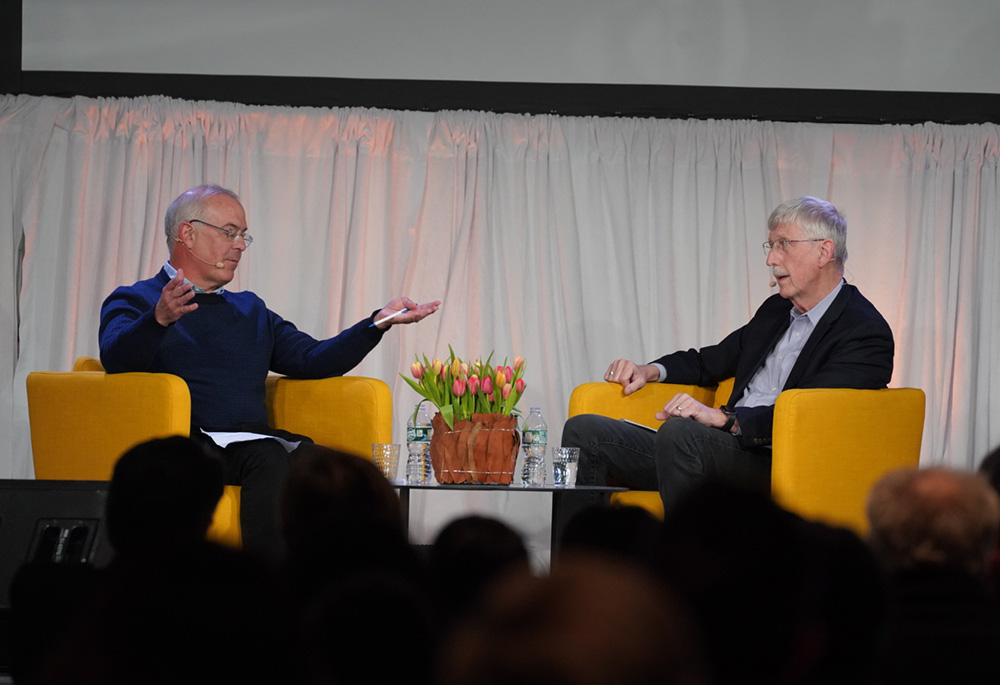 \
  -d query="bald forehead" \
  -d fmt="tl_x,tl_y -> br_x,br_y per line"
201,194 -> 247,227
